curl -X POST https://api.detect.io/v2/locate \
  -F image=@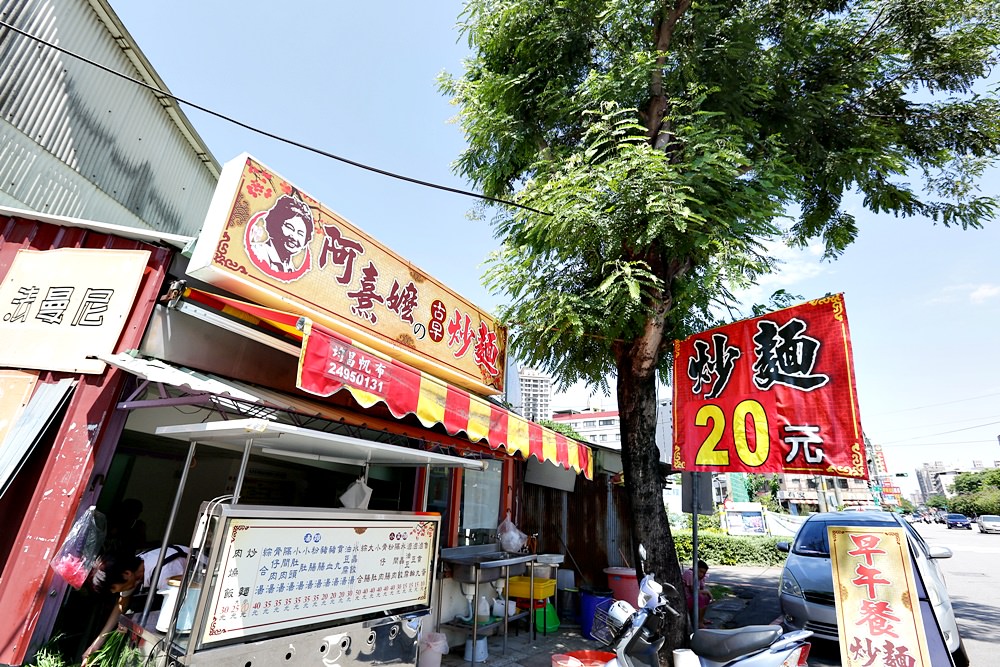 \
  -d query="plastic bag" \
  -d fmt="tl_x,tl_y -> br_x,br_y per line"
339,478 -> 373,509
419,631 -> 449,655
50,505 -> 107,588
497,517 -> 527,553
